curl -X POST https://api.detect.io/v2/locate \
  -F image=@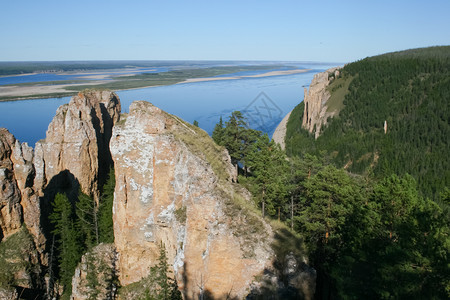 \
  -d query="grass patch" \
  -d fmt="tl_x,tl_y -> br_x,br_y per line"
326,75 -> 352,114
0,226 -> 40,288
174,206 -> 187,224
172,117 -> 230,182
